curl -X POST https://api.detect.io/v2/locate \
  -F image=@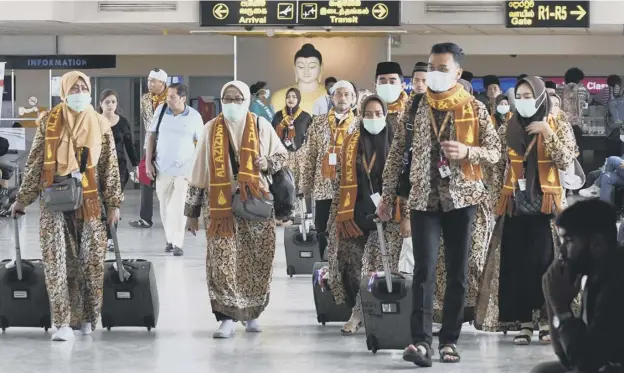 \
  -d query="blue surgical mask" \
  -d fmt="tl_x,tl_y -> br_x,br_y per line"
222,103 -> 247,122
363,117 -> 387,135
376,83 -> 402,104
66,93 -> 91,113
